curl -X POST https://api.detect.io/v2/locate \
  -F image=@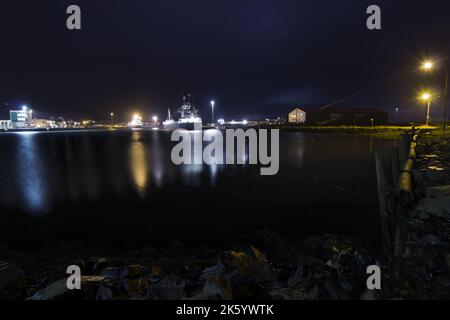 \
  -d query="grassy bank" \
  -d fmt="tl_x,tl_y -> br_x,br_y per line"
260,125 -> 438,139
